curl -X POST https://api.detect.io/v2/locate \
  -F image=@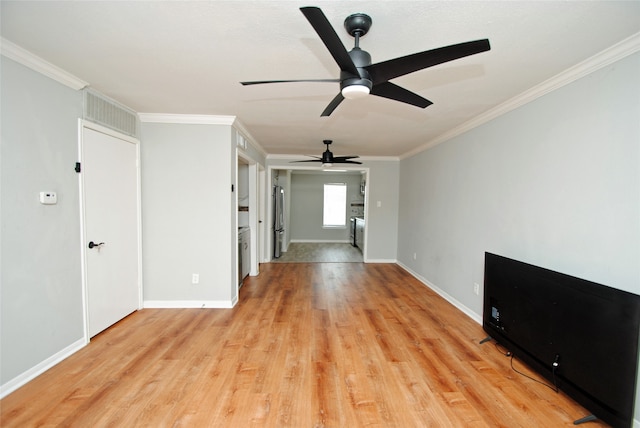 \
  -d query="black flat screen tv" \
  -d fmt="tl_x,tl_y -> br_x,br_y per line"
482,252 -> 640,428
